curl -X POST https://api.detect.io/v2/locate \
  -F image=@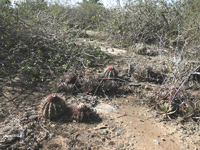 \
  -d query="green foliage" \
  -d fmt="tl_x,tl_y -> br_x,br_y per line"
71,2 -> 107,29
157,102 -> 177,119
96,0 -> 200,50
0,2 -> 109,84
